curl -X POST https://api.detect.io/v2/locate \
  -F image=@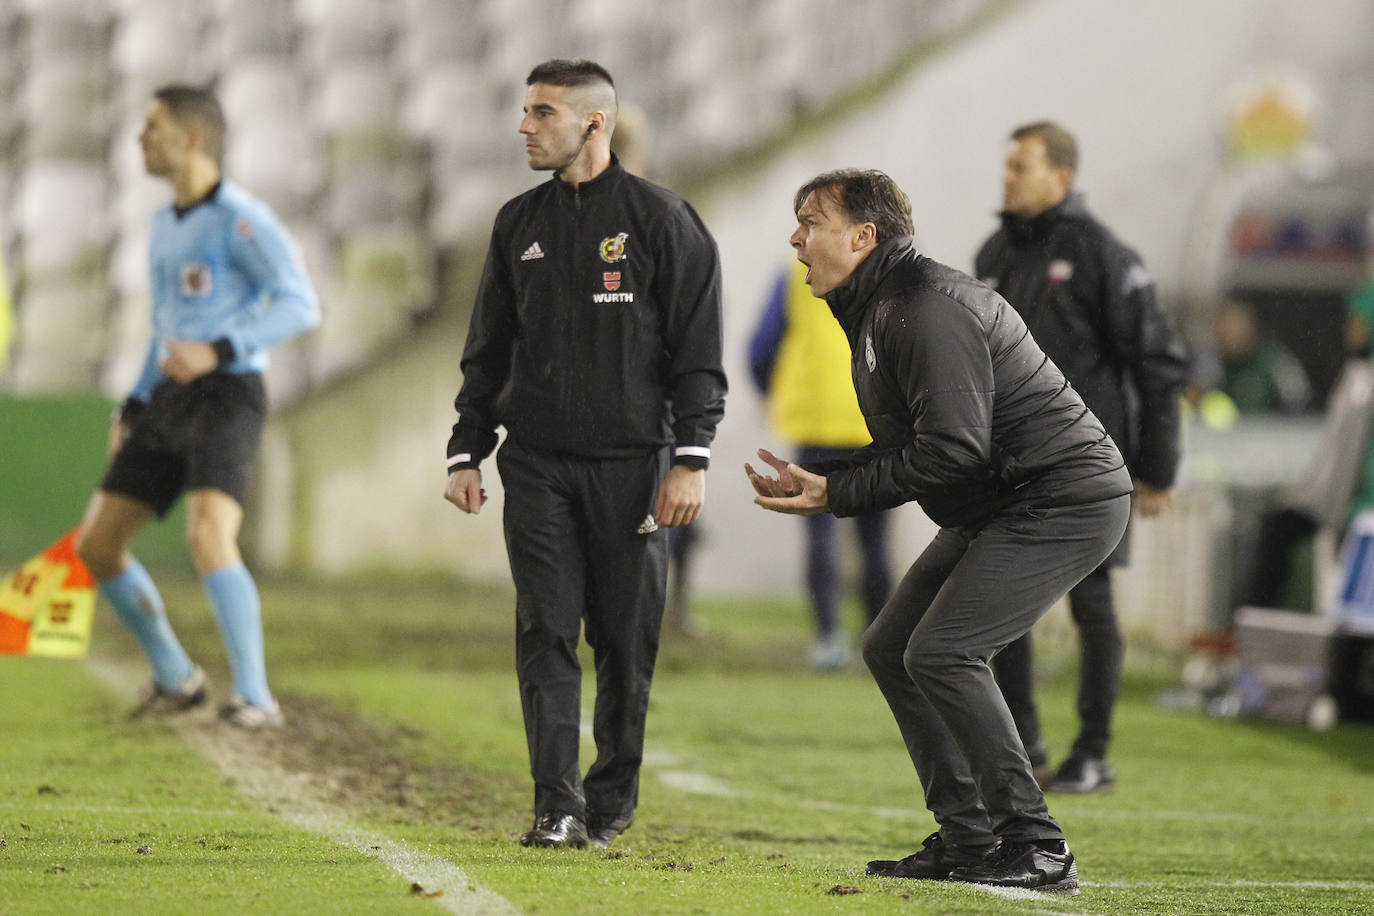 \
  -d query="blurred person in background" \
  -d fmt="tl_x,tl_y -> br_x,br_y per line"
76,85 -> 321,730
749,169 -> 1130,893
0,242 -> 13,371
748,261 -> 892,668
1237,285 -> 1374,611
612,102 -> 702,639
444,59 -> 726,850
1194,297 -> 1312,415
975,121 -> 1189,793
